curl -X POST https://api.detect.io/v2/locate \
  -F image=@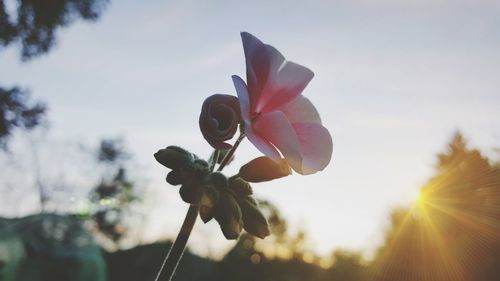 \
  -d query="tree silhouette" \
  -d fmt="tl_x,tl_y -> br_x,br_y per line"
0,86 -> 45,149
1,0 -> 108,60
371,132 -> 500,281
0,0 -> 109,149
89,138 -> 139,246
